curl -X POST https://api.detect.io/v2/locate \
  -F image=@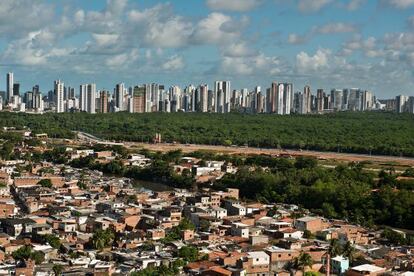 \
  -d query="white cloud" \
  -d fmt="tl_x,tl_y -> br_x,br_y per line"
92,34 -> 119,46
346,0 -> 366,10
128,4 -> 193,48
206,0 -> 262,12
192,13 -> 247,44
222,42 -> 257,57
162,55 -> 184,70
296,49 -> 331,72
315,22 -> 357,34
288,33 -> 308,44
0,0 -> 54,37
386,0 -> 414,8
298,0 -> 332,13
1,31 -> 72,66
218,52 -> 280,76
106,49 -> 139,68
